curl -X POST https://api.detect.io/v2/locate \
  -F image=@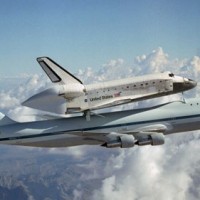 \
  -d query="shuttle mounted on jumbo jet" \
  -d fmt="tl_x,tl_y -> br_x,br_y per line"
22,57 -> 197,115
